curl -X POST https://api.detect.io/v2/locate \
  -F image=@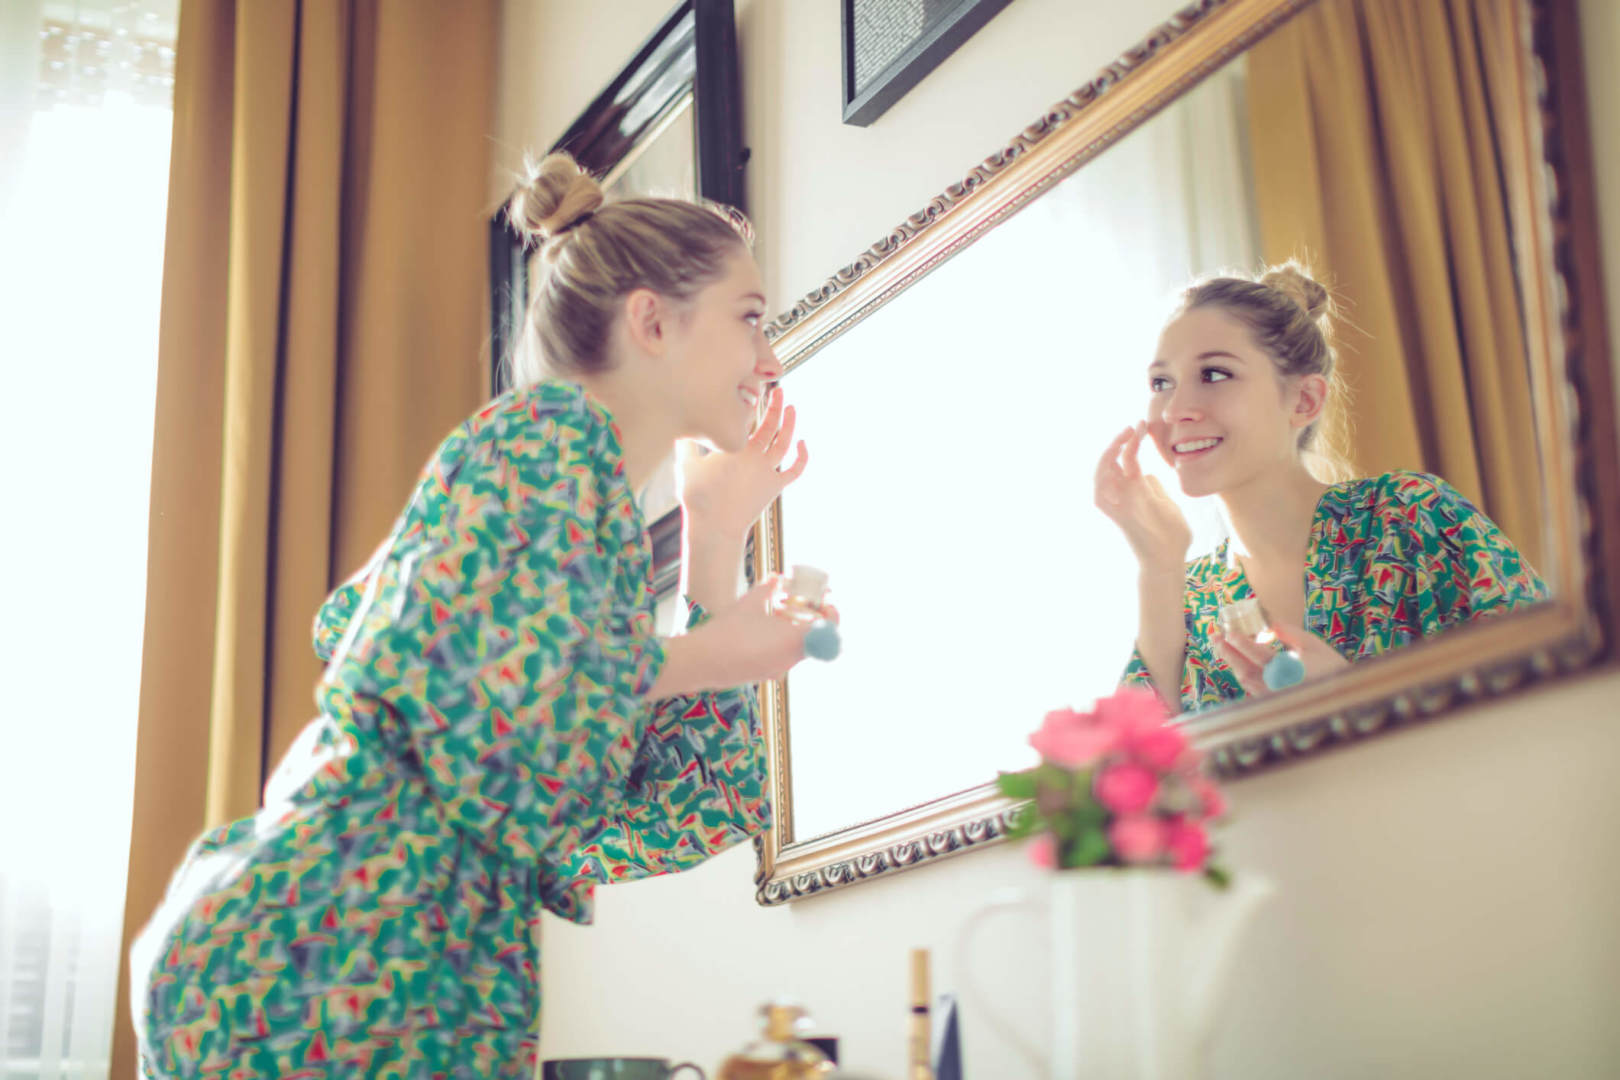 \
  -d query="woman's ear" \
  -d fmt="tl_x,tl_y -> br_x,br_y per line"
622,288 -> 666,356
1290,372 -> 1329,430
